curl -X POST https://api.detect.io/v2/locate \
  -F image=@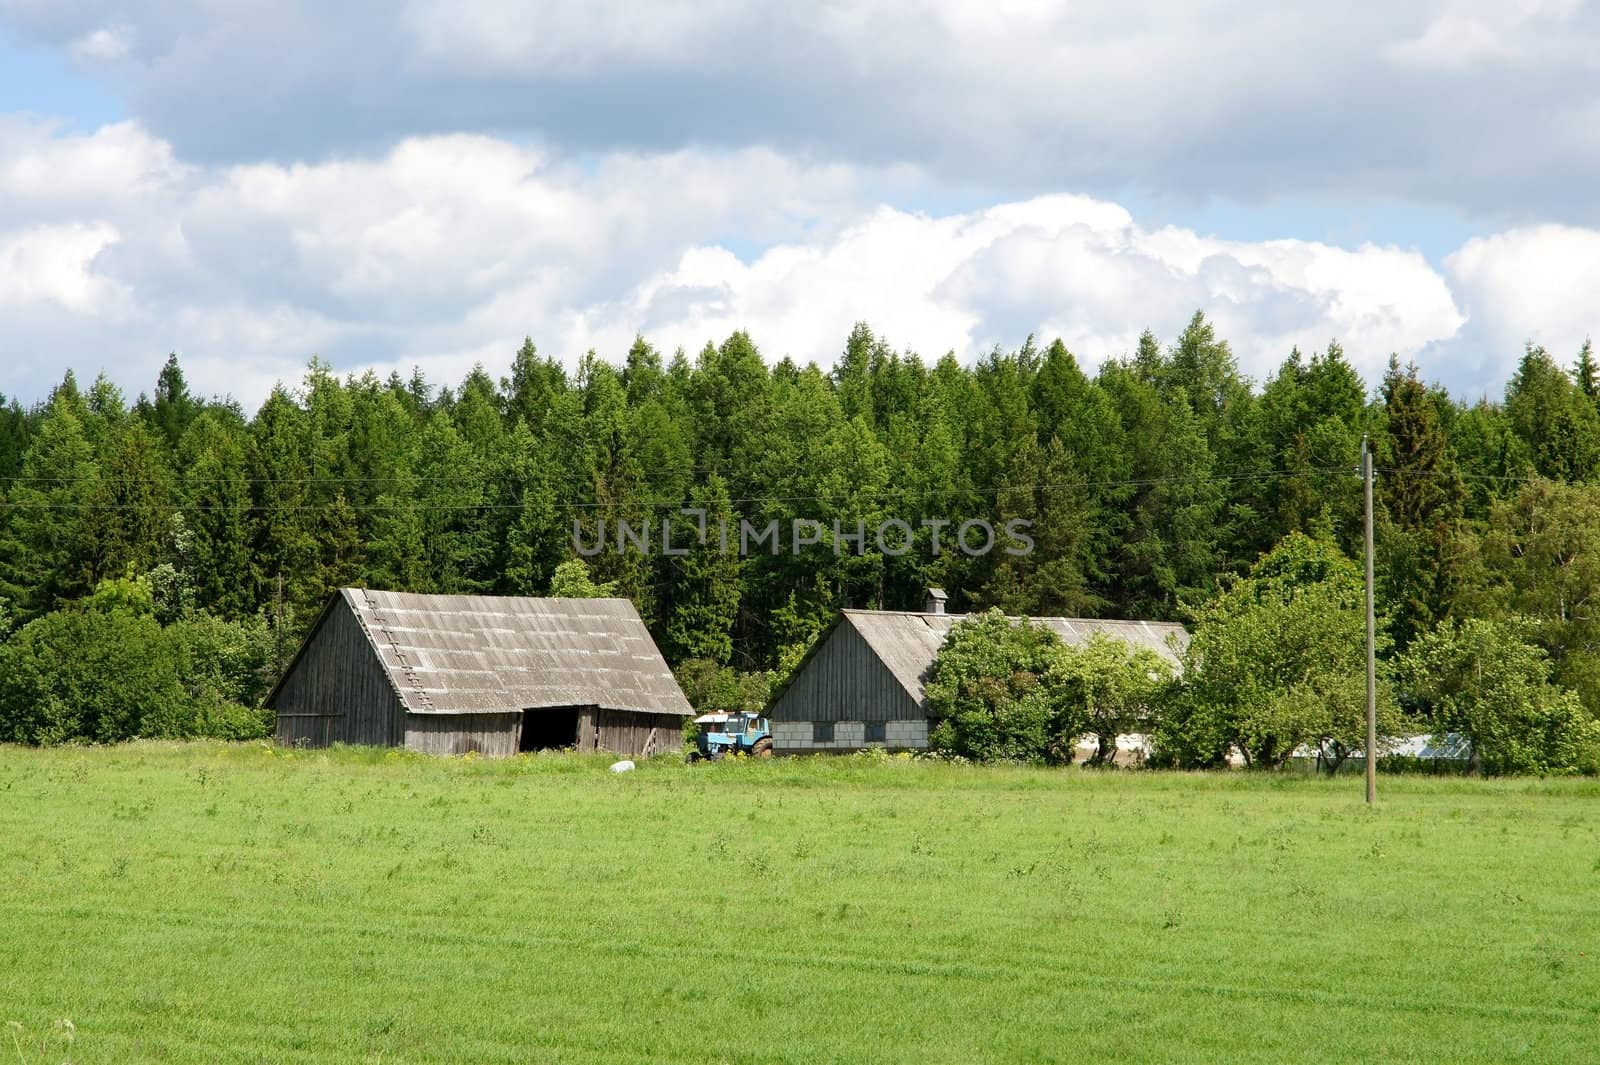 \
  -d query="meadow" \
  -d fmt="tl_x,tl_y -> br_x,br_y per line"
1,744 -> 1596,1064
